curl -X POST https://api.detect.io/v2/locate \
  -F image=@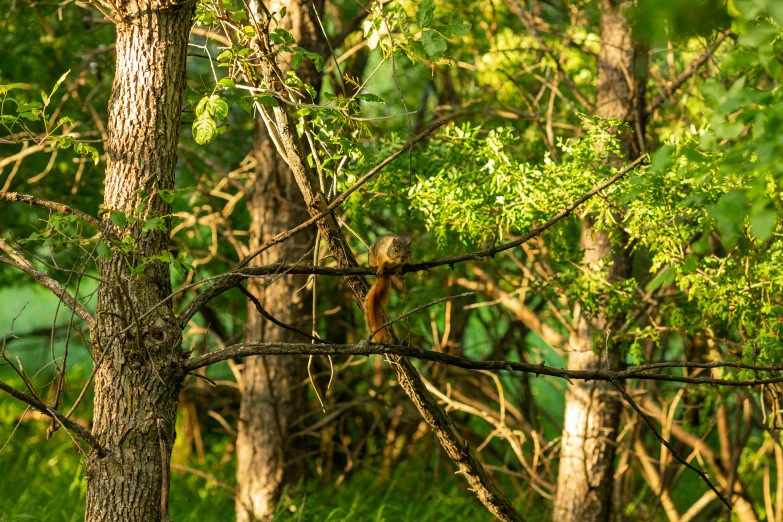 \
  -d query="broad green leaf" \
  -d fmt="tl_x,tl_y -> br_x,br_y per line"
422,30 -> 447,56
110,210 -> 127,229
218,77 -> 235,88
291,53 -> 303,70
650,145 -> 674,172
750,208 -> 777,240
738,20 -> 778,47
253,94 -> 279,106
438,15 -> 471,38
418,0 -> 435,27
193,112 -> 217,144
198,94 -> 229,120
